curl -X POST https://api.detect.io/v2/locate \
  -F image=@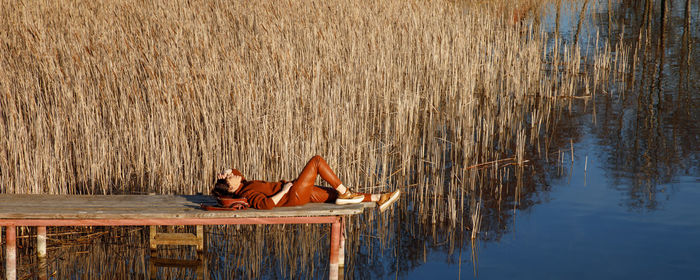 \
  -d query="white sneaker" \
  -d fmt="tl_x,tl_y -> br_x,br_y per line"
378,189 -> 401,212
335,189 -> 365,205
